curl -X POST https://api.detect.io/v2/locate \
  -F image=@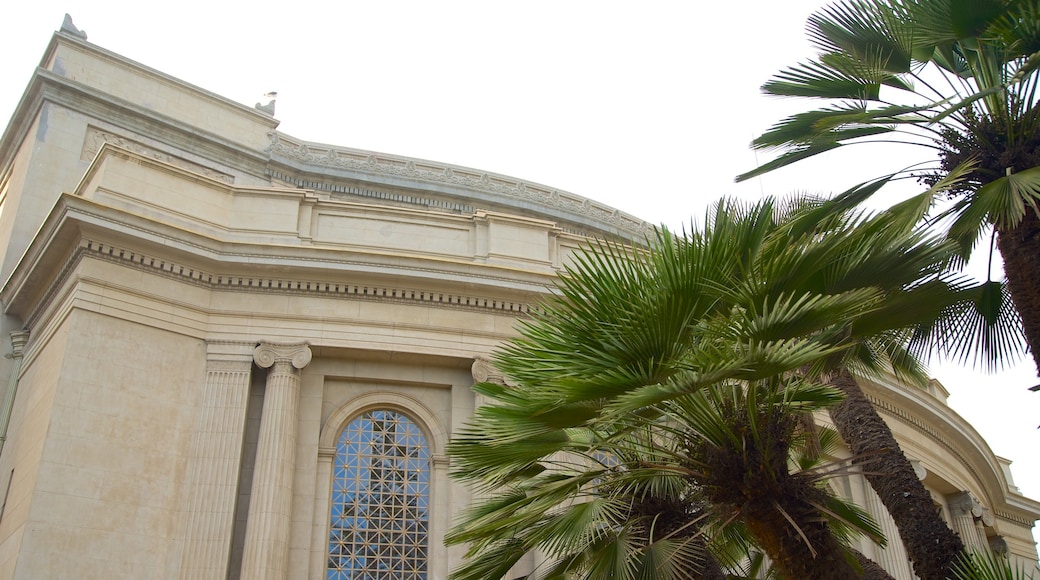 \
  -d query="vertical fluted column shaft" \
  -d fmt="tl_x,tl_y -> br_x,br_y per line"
948,492 -> 988,552
240,342 -> 312,580
179,341 -> 256,580
863,481 -> 914,579
0,331 -> 29,458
